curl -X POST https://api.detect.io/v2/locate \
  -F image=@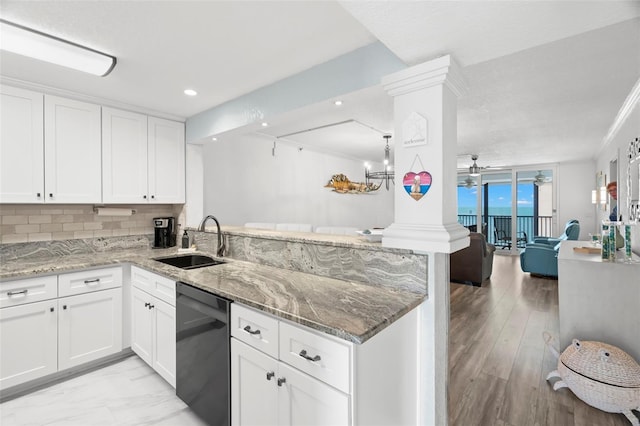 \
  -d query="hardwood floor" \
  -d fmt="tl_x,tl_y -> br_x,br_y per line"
449,253 -> 636,426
